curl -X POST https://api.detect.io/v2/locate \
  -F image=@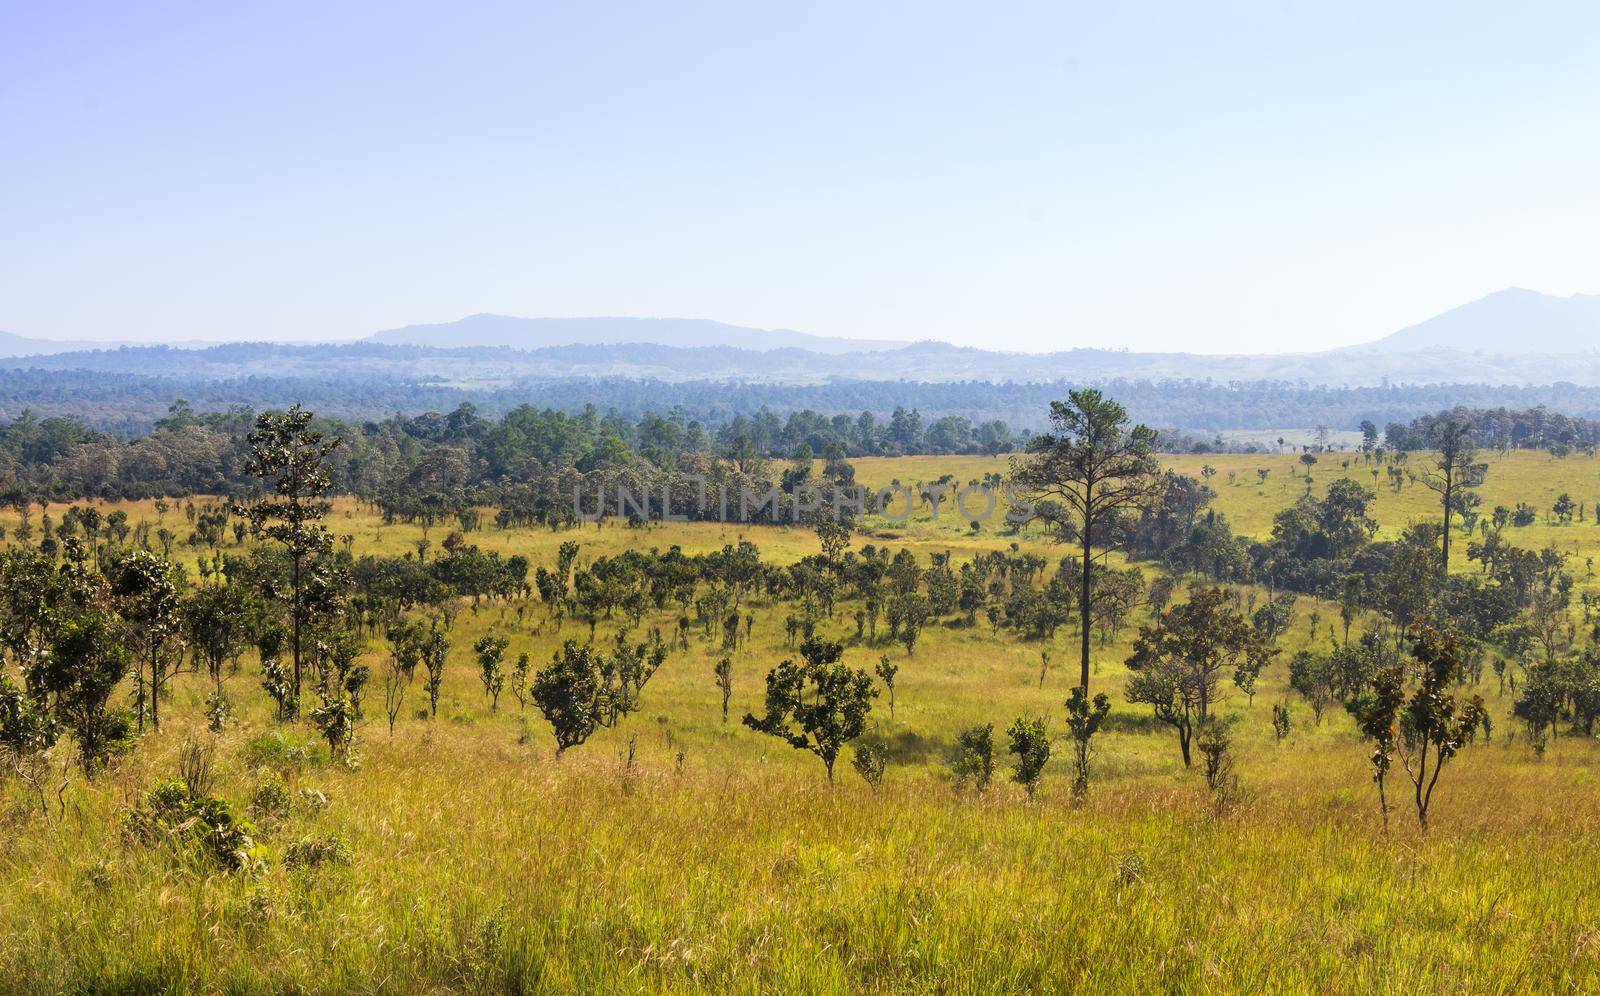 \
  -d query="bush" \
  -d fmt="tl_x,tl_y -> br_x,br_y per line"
950,724 -> 995,792
121,777 -> 262,873
284,833 -> 353,870
248,775 -> 292,826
